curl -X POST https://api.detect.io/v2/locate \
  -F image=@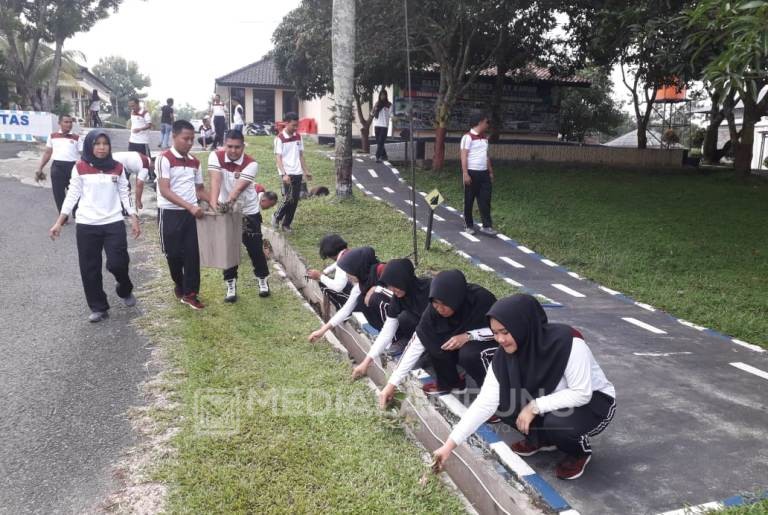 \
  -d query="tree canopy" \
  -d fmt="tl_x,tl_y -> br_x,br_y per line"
93,55 -> 151,118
